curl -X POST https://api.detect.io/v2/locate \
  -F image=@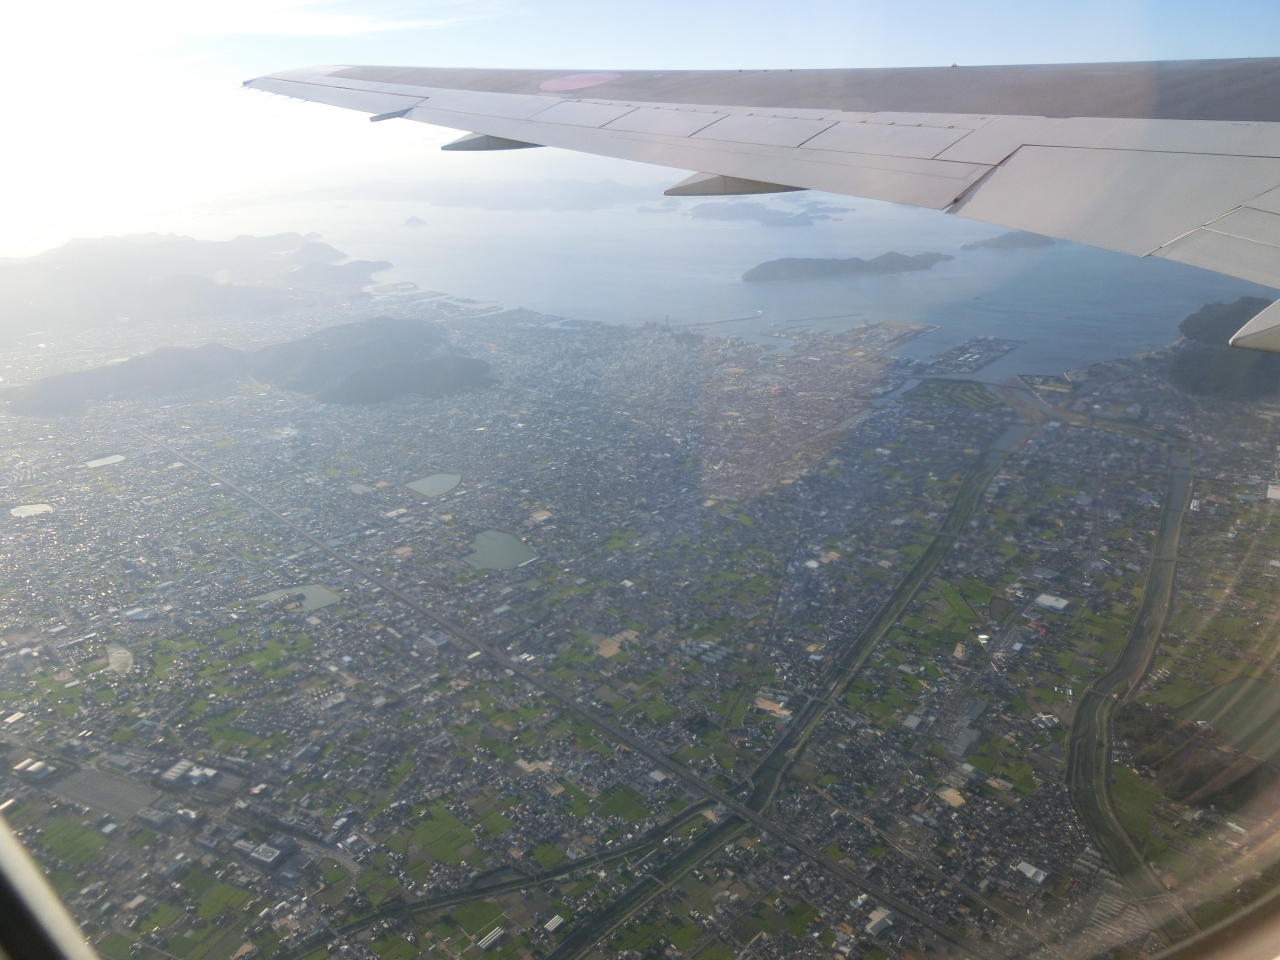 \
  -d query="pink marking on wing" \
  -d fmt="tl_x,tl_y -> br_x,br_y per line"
539,72 -> 621,92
